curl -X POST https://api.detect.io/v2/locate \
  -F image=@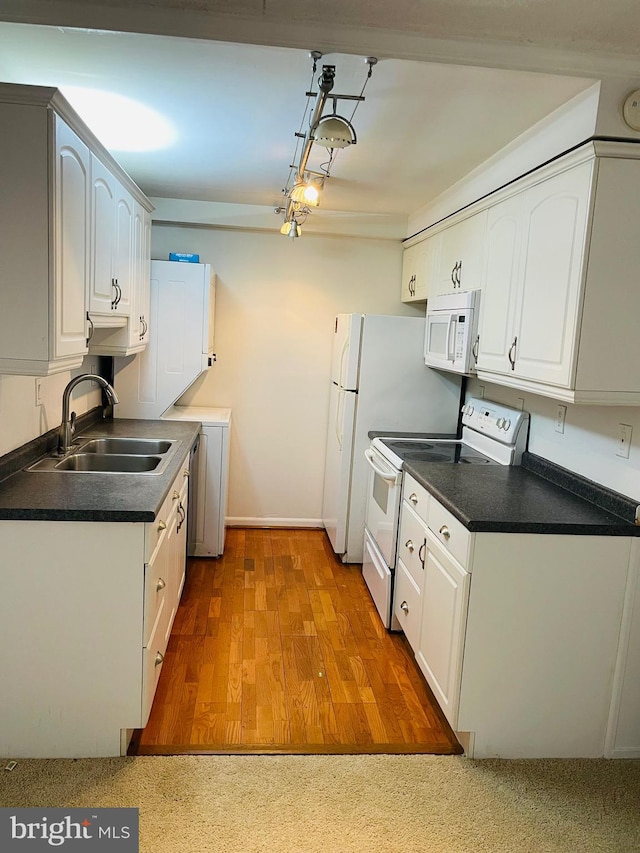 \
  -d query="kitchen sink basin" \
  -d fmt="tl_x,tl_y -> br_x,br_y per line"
54,453 -> 162,472
78,437 -> 174,455
25,435 -> 179,474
